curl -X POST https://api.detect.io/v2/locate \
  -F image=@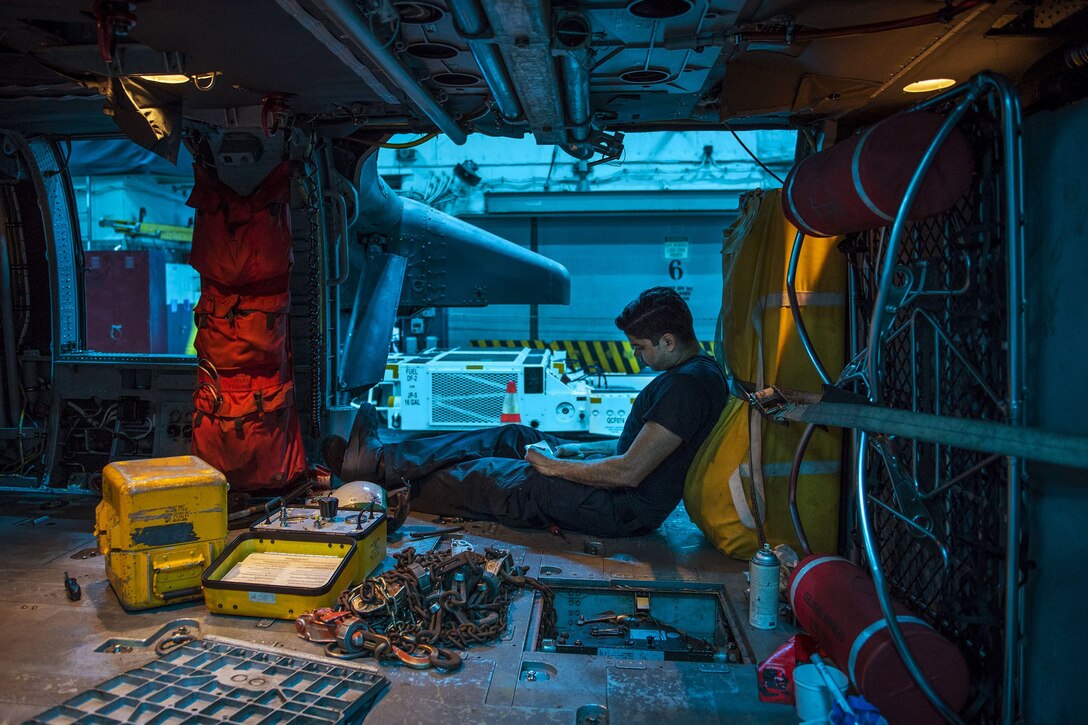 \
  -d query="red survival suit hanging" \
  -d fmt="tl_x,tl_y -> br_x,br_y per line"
186,161 -> 306,492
